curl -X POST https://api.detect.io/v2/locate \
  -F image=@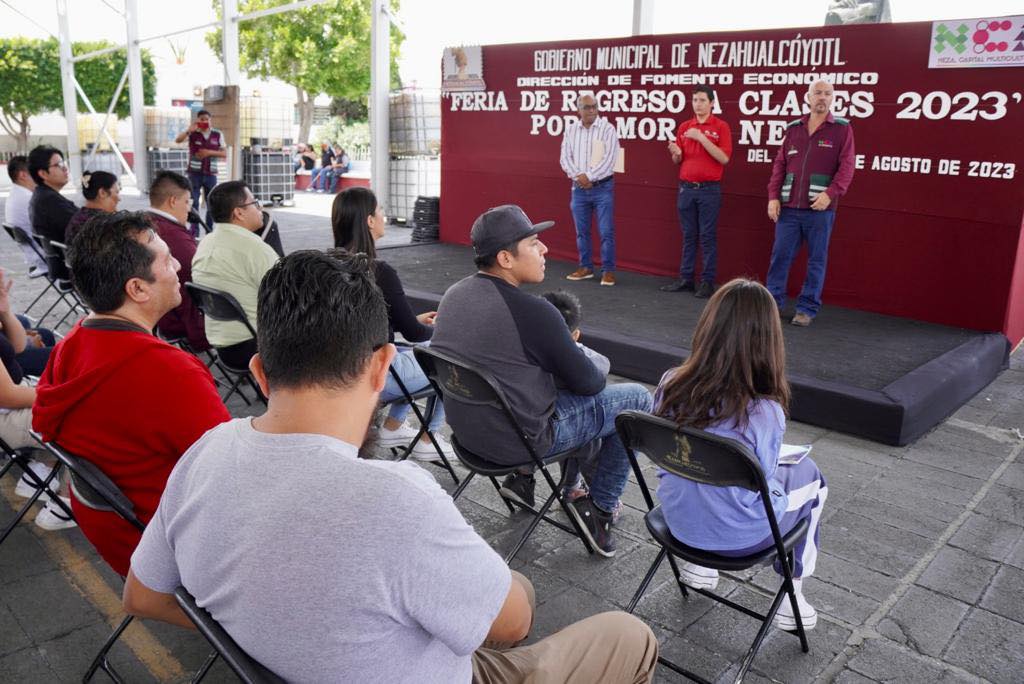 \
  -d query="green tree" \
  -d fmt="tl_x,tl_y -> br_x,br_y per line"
206,0 -> 402,143
0,38 -> 156,152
